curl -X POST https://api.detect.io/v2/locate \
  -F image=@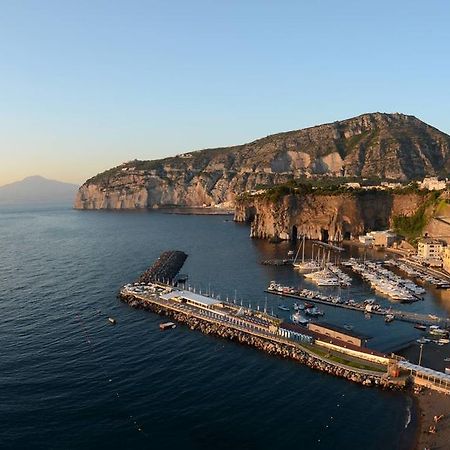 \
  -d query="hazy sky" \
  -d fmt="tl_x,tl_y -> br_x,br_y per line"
1,0 -> 449,186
